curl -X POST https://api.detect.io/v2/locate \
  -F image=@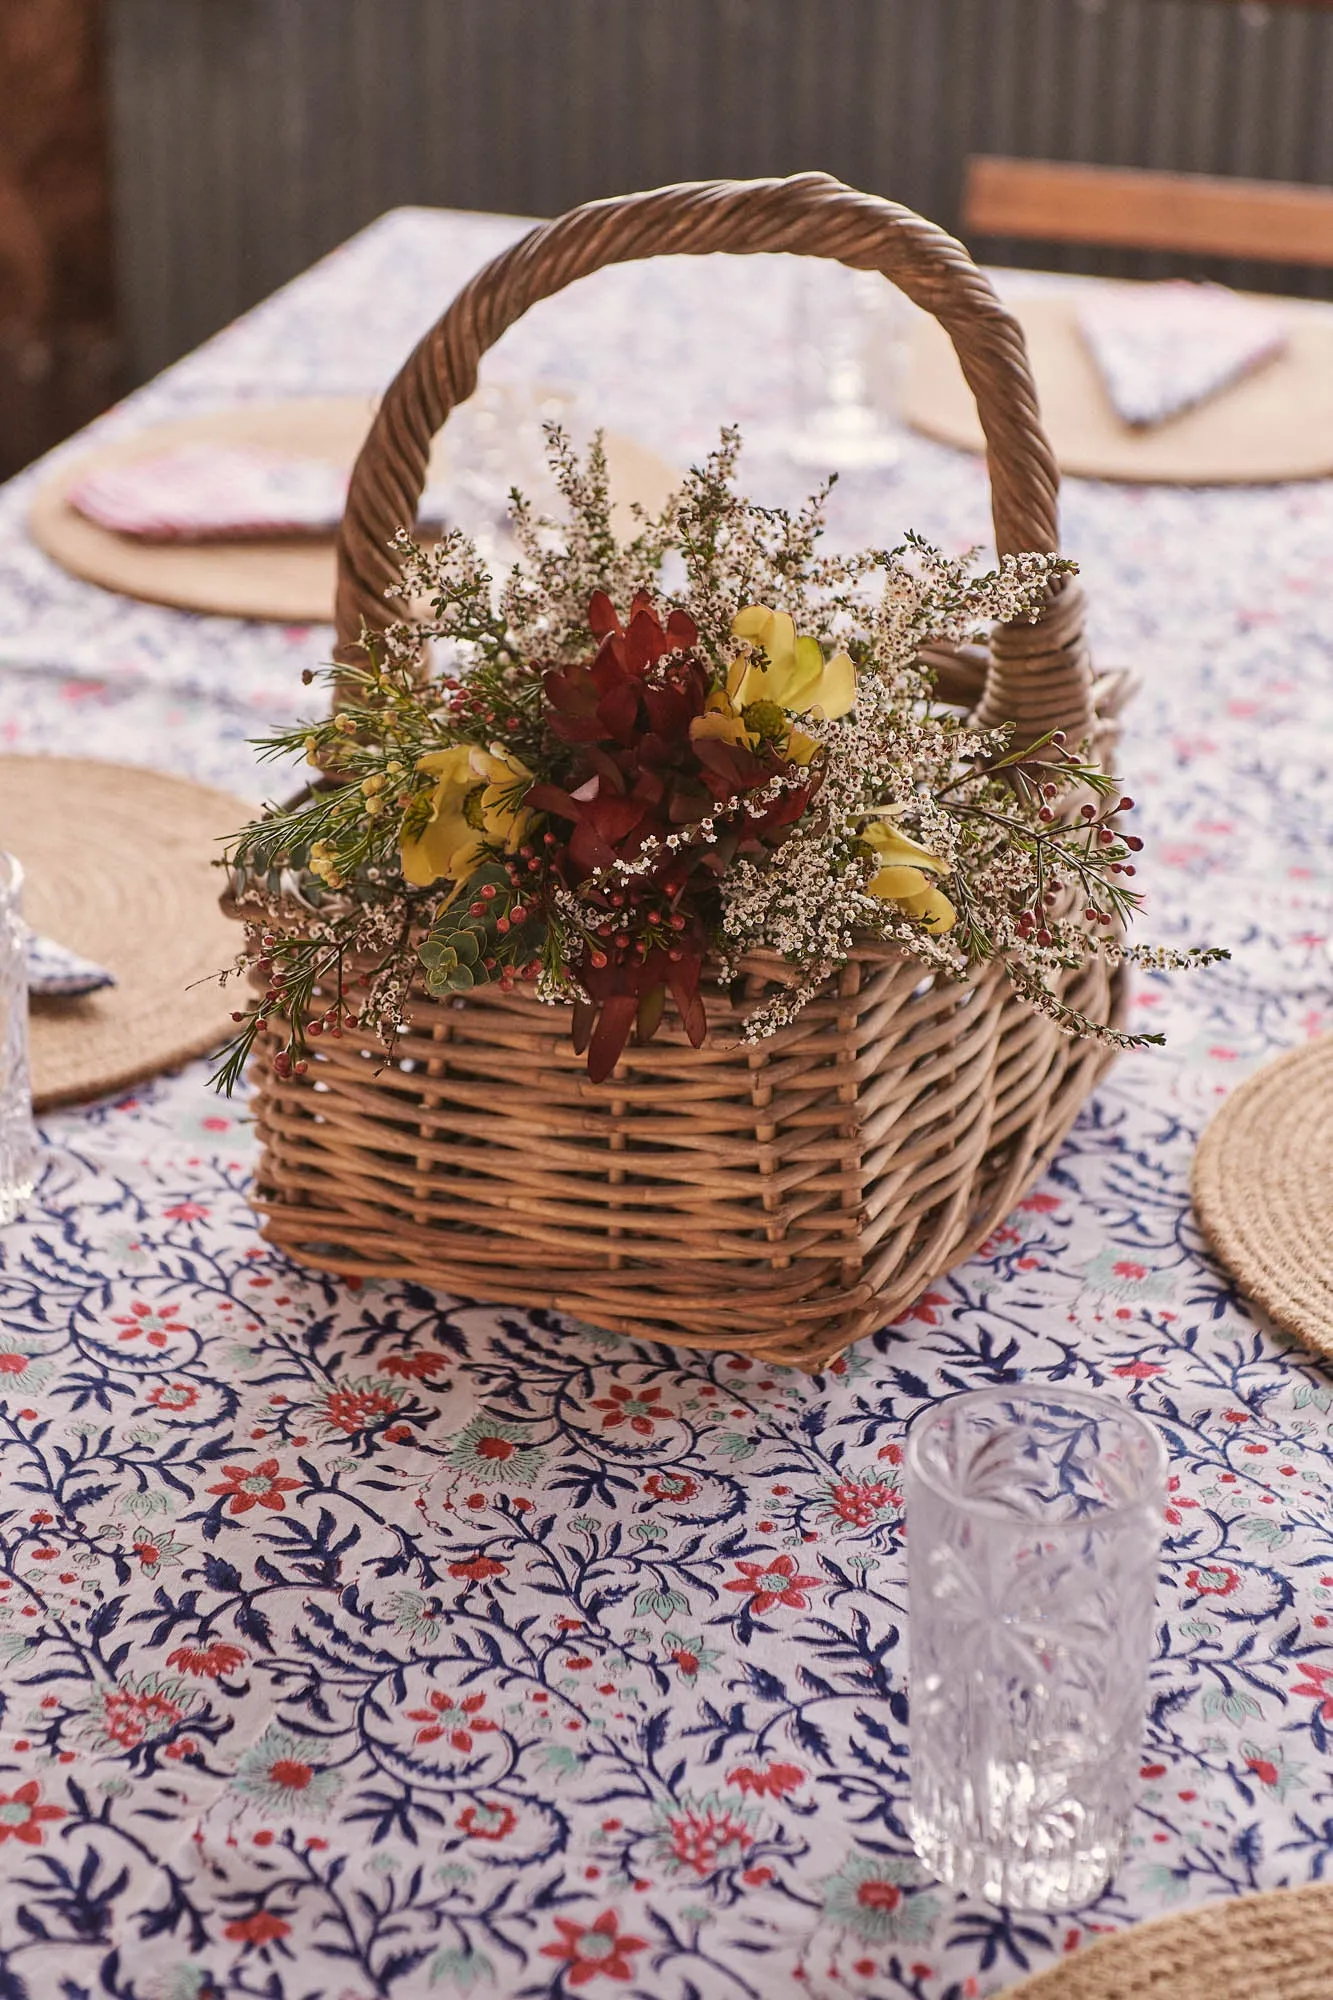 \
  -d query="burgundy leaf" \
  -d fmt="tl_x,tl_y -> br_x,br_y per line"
596,679 -> 641,743
587,590 -> 620,639
569,819 -> 619,875
571,998 -> 596,1055
588,994 -> 639,1083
